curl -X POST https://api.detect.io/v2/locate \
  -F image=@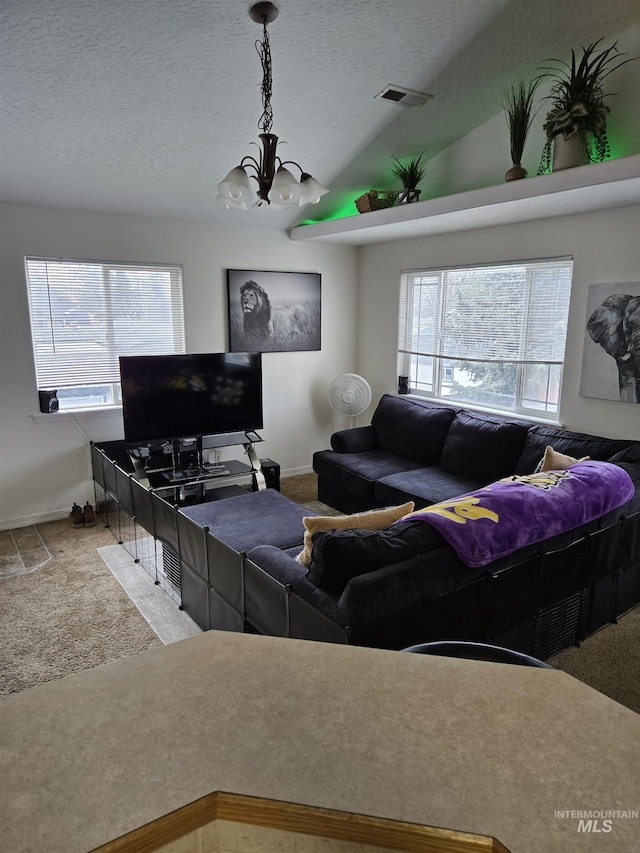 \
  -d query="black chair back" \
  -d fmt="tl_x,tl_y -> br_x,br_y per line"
402,640 -> 552,668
